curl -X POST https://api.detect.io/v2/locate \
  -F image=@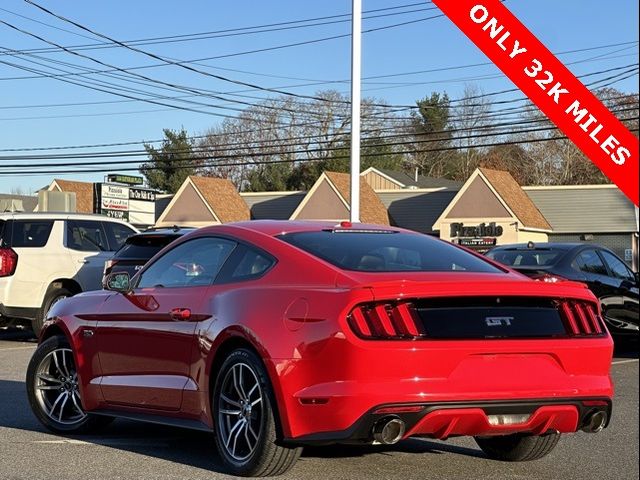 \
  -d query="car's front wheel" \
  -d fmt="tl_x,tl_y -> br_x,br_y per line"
26,335 -> 113,433
32,287 -> 73,336
212,348 -> 301,477
475,432 -> 561,461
